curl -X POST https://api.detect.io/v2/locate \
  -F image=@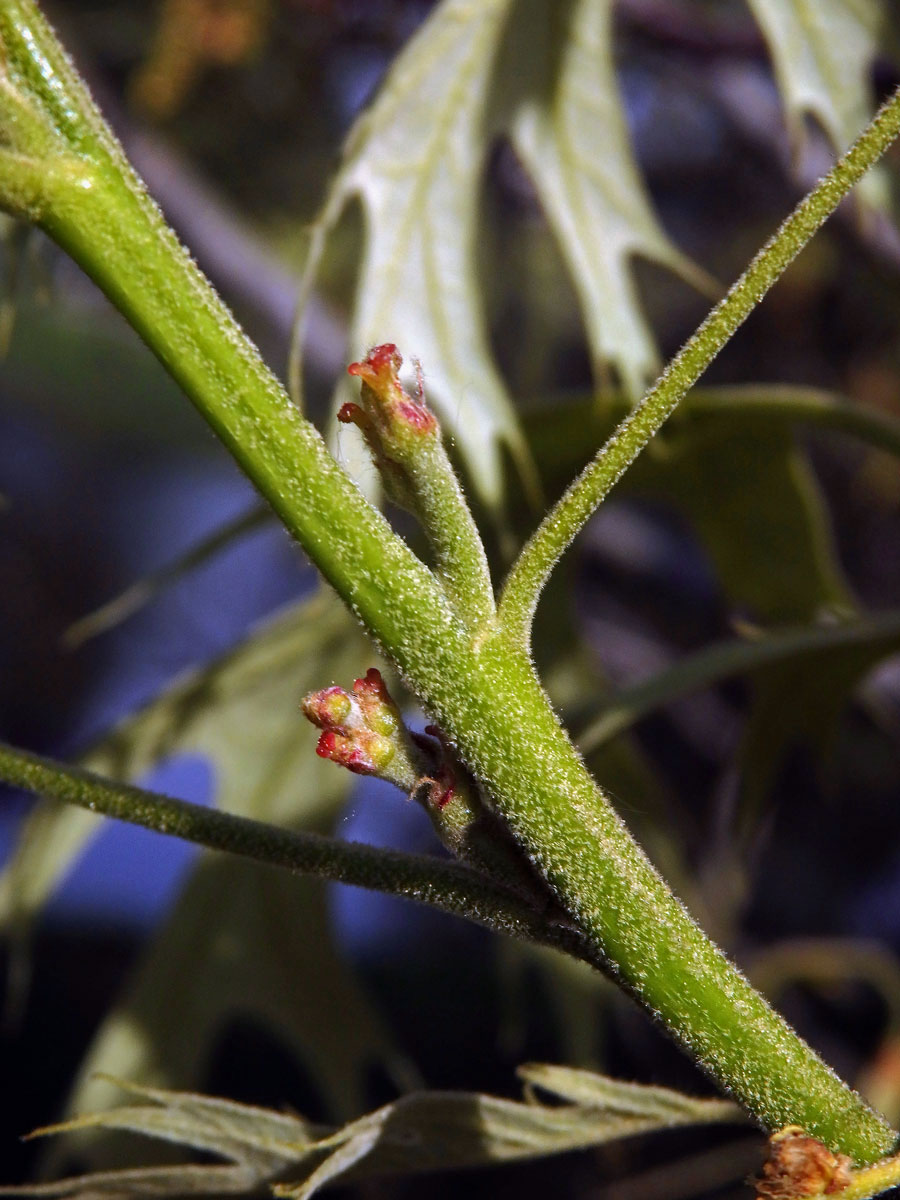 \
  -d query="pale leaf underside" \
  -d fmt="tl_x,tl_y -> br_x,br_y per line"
0,1071 -> 744,1199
